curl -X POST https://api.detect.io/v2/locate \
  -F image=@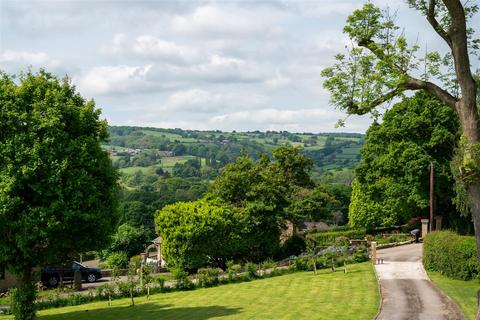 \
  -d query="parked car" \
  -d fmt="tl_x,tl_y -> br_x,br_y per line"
41,262 -> 102,287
